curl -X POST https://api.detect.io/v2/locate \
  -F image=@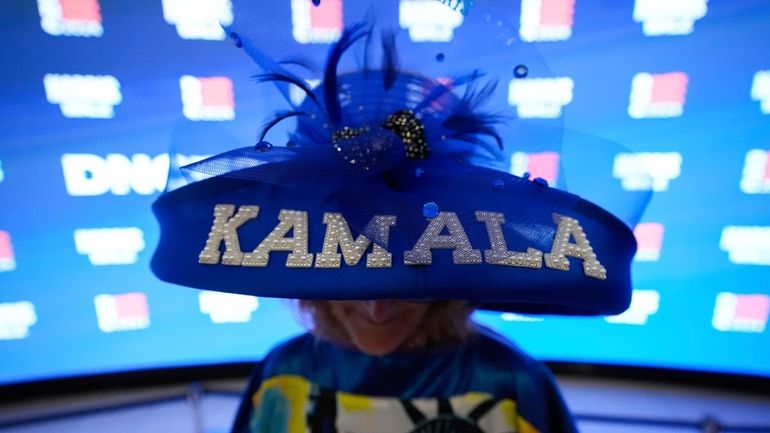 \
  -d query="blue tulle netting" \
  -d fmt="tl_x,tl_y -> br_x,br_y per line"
174,16 -> 651,232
